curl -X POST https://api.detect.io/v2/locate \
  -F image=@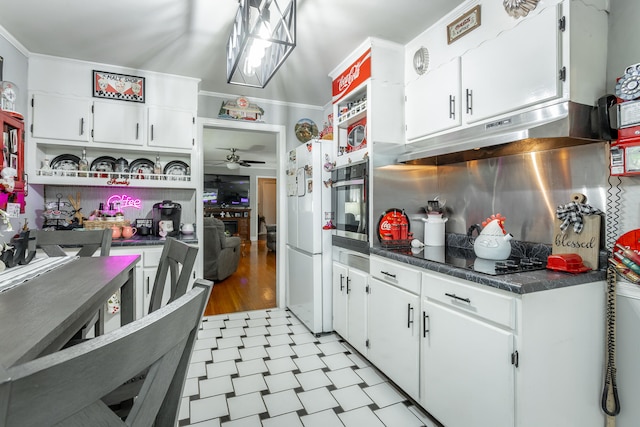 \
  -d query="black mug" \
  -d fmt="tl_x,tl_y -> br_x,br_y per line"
138,225 -> 151,236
